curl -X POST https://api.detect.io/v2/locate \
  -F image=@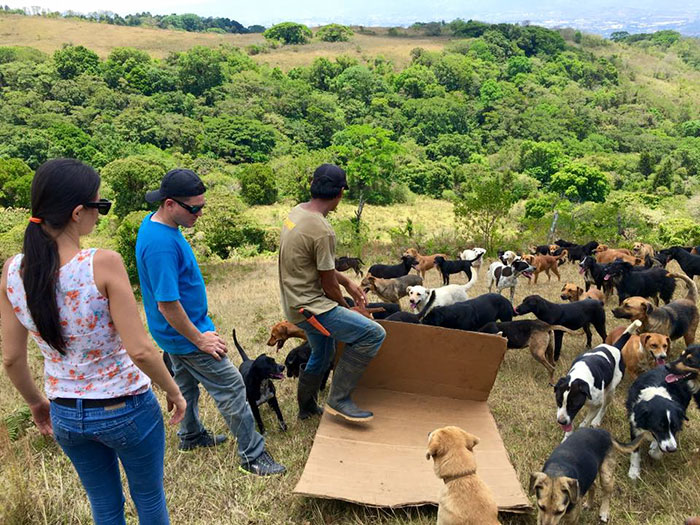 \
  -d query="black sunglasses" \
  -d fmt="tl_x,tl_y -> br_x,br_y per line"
169,198 -> 205,215
84,199 -> 112,215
